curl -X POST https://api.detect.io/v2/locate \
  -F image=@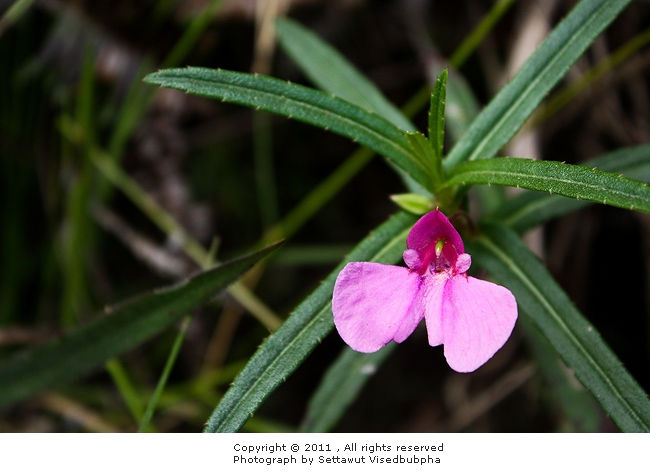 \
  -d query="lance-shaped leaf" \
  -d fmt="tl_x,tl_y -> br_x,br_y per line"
444,0 -> 632,169
144,68 -> 431,191
204,212 -> 416,433
0,242 -> 281,409
467,224 -> 650,432
429,69 -> 448,165
444,158 -> 650,213
492,144 -> 650,233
